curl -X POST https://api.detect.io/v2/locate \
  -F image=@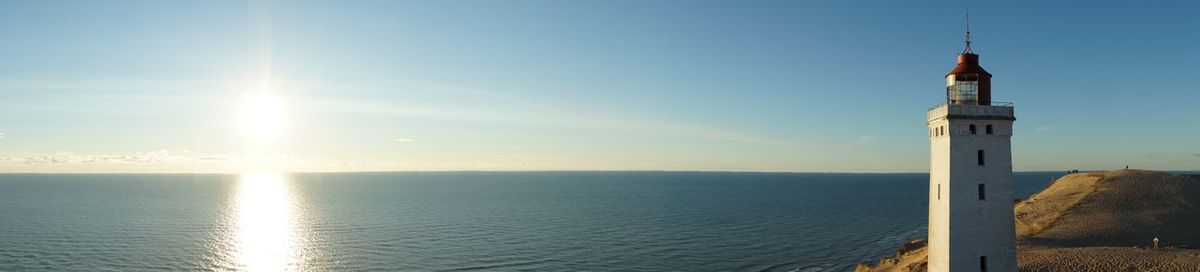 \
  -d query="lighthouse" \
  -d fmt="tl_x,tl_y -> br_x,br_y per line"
925,28 -> 1017,271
